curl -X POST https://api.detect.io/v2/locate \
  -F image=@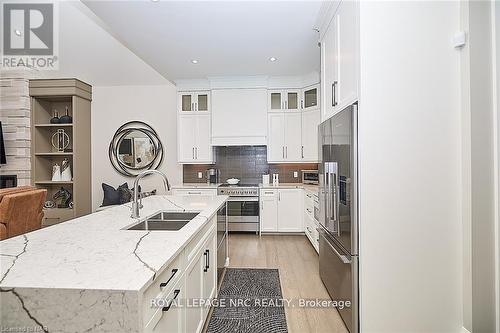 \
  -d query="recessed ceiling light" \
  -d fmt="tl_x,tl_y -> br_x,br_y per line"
151,0 -> 159,2
14,29 -> 22,36
191,60 -> 198,64
269,57 -> 277,62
